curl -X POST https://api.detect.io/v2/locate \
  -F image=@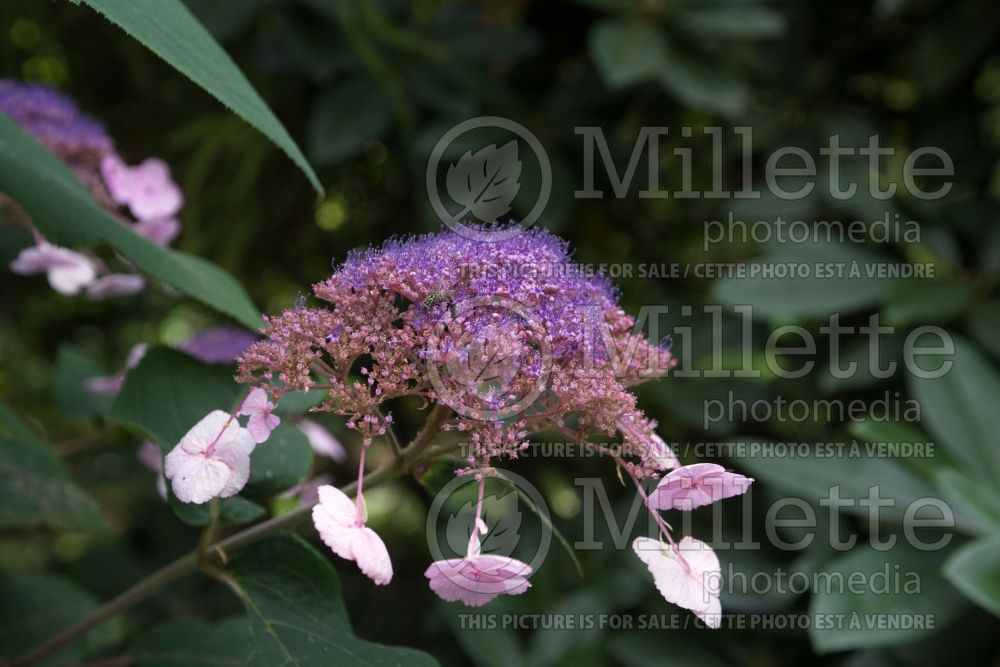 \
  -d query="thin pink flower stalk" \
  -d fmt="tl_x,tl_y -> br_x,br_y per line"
311,439 -> 393,585
425,470 -> 533,607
